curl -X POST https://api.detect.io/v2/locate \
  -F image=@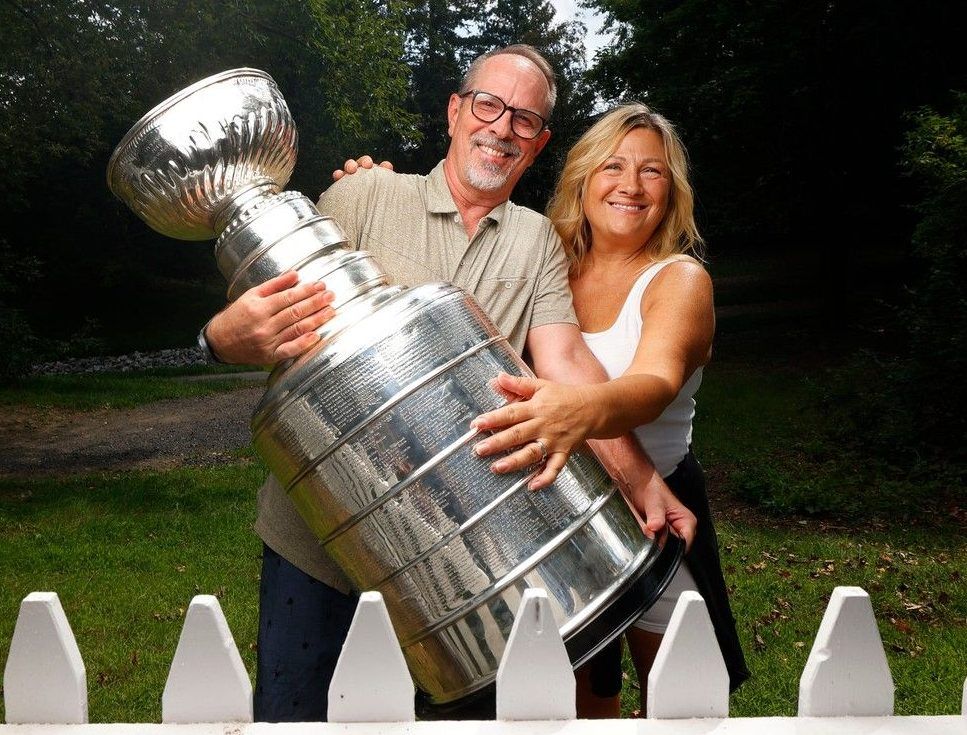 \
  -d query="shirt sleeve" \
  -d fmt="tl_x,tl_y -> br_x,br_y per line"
316,169 -> 381,251
530,220 -> 578,328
